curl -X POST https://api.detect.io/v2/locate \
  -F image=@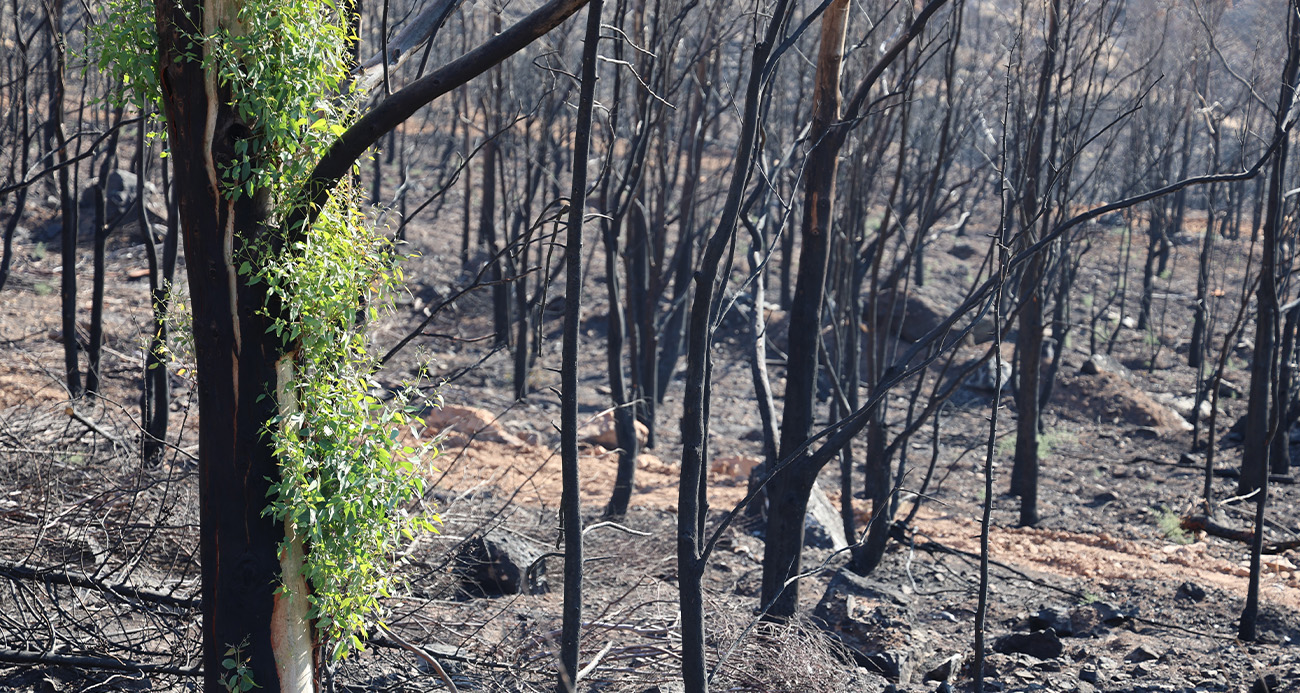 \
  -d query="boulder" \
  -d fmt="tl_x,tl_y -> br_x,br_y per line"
948,243 -> 979,260
993,629 -> 1062,660
805,481 -> 848,551
1055,371 -> 1192,433
1068,601 -> 1133,637
425,405 -> 525,447
580,410 -> 649,448
1080,353 -> 1132,381
813,570 -> 915,683
454,532 -> 547,596
871,286 -> 995,345
78,169 -> 166,237
964,355 -> 1013,393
